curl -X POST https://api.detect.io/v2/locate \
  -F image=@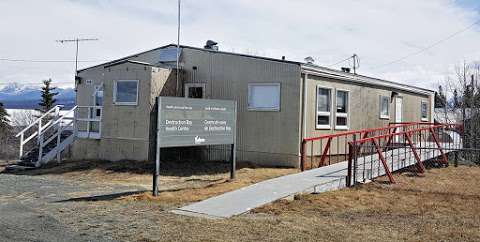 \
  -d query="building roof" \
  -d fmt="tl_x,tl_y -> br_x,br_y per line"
302,64 -> 434,95
78,43 -> 434,95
